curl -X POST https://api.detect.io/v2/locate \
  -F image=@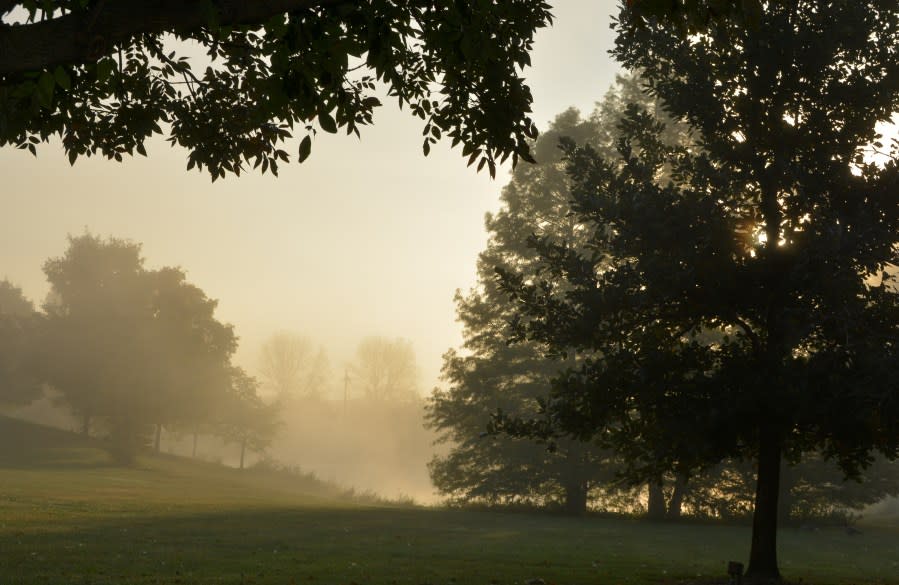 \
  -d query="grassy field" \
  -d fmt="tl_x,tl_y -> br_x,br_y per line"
1,416 -> 897,585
